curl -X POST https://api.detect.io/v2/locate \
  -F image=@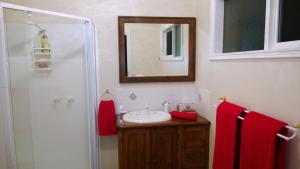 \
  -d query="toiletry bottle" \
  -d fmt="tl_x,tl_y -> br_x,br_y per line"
41,33 -> 51,53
